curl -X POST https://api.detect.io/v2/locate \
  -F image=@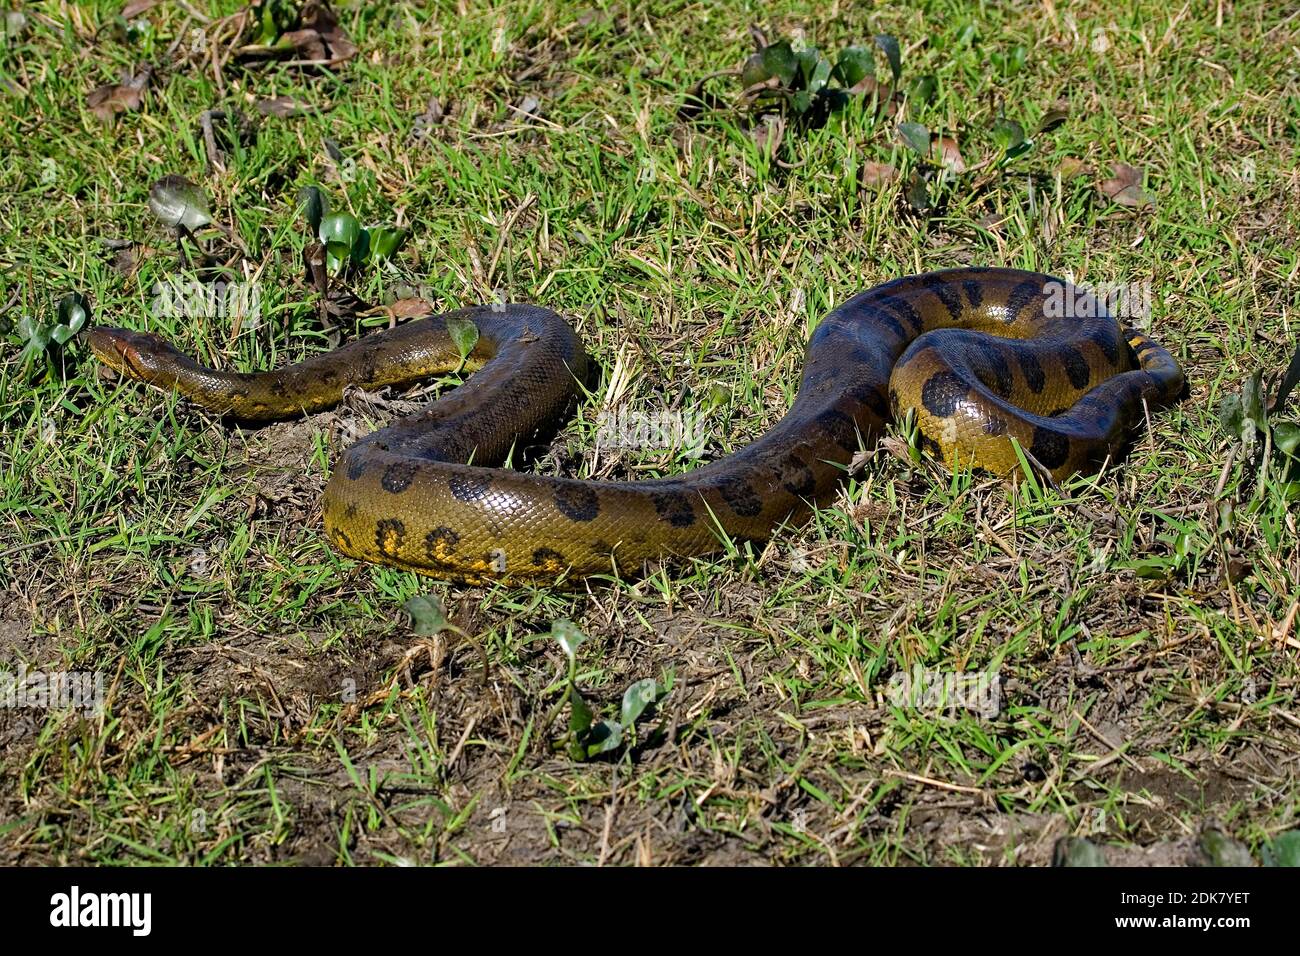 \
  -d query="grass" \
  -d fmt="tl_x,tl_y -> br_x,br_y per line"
0,0 -> 1297,865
